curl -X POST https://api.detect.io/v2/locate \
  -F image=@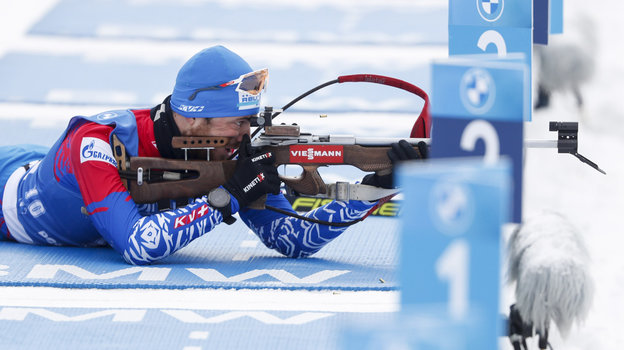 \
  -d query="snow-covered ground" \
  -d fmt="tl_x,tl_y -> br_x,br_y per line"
1,0 -> 622,349
517,1 -> 624,348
